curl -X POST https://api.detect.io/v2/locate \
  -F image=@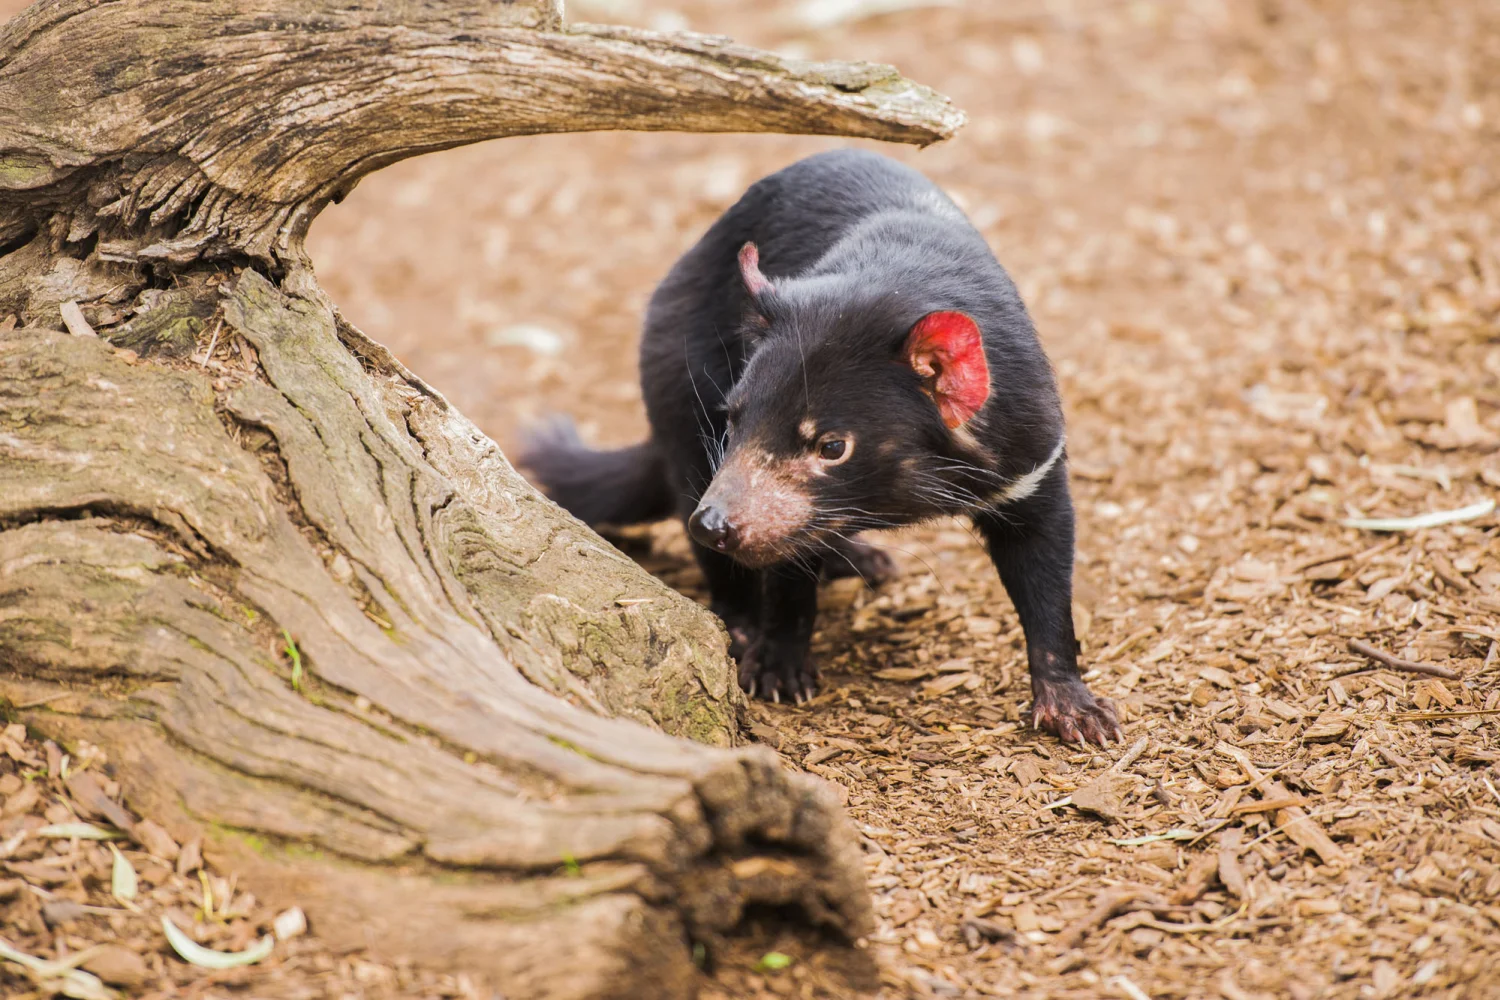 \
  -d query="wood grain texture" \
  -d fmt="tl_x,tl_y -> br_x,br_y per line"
0,0 -> 963,270
0,0 -> 961,992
